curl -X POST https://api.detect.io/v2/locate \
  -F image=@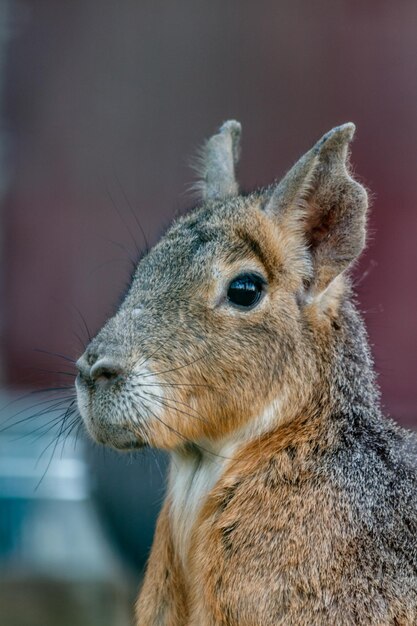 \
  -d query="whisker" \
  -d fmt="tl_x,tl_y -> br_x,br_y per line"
133,398 -> 193,448
135,339 -> 167,373
60,414 -> 82,458
0,396 -> 76,432
353,259 -> 378,288
139,381 -> 225,393
25,412 -> 75,443
34,405 -> 75,490
0,390 -> 75,430
50,297 -> 92,345
36,406 -> 77,445
29,386 -> 76,394
88,258 -> 135,280
147,447 -> 166,484
72,330 -> 87,351
0,388 -> 69,415
142,354 -> 207,379
10,406 -> 76,442
34,348 -> 76,365
73,421 -> 84,451
34,369 -> 76,378
105,240 -> 137,267
134,397 -> 230,461
33,402 -> 77,459
114,172 -> 150,253
69,302 -> 92,343
8,401 -> 76,433
142,391 -> 208,424
105,185 -> 142,259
